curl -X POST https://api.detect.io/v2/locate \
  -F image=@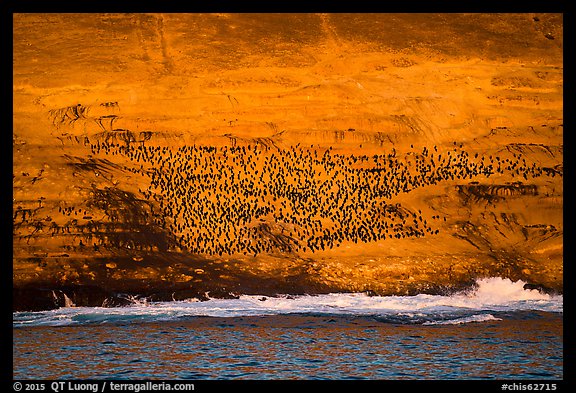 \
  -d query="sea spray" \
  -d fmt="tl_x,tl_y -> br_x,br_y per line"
63,293 -> 76,308
470,277 -> 553,303
13,277 -> 562,328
